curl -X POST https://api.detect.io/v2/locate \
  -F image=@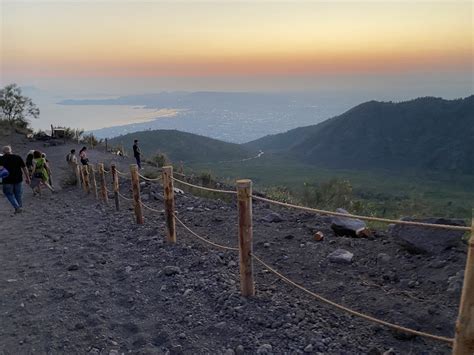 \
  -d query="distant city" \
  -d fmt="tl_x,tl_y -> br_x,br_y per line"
58,91 -> 369,143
